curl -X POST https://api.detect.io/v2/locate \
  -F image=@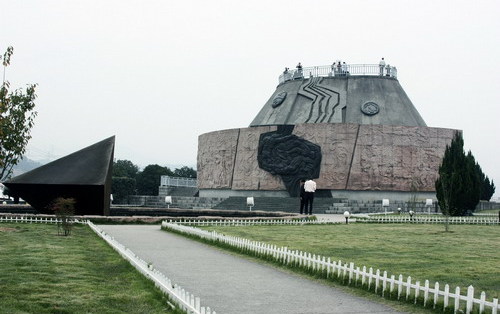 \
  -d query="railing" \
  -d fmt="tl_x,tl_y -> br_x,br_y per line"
0,215 -> 85,224
278,64 -> 398,84
161,176 -> 197,187
162,221 -> 499,314
357,215 -> 500,225
171,218 -> 342,226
